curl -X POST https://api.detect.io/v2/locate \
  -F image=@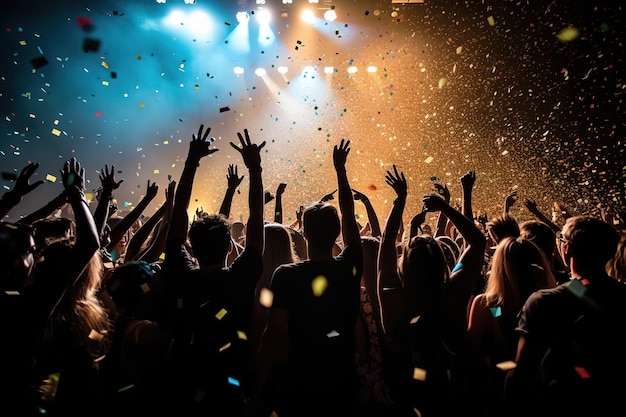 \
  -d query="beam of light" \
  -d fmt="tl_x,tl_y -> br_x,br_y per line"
236,11 -> 249,23
277,66 -> 288,74
256,8 -> 271,25
347,66 -> 358,74
324,66 -> 334,74
162,9 -> 214,38
367,66 -> 378,73
233,66 -> 245,75
257,12 -> 276,47
156,0 -> 166,3
183,0 -> 196,4
225,11 -> 250,54
301,9 -> 315,23
254,68 -> 267,76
